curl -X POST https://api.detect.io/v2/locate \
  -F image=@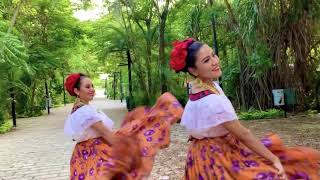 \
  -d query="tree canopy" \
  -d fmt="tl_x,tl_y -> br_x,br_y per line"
0,0 -> 319,122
